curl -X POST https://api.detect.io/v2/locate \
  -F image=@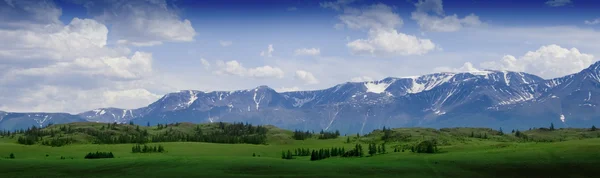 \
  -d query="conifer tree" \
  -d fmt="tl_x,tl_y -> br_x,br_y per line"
550,123 -> 555,131
381,143 -> 386,153
592,125 -> 597,131
9,153 -> 15,159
